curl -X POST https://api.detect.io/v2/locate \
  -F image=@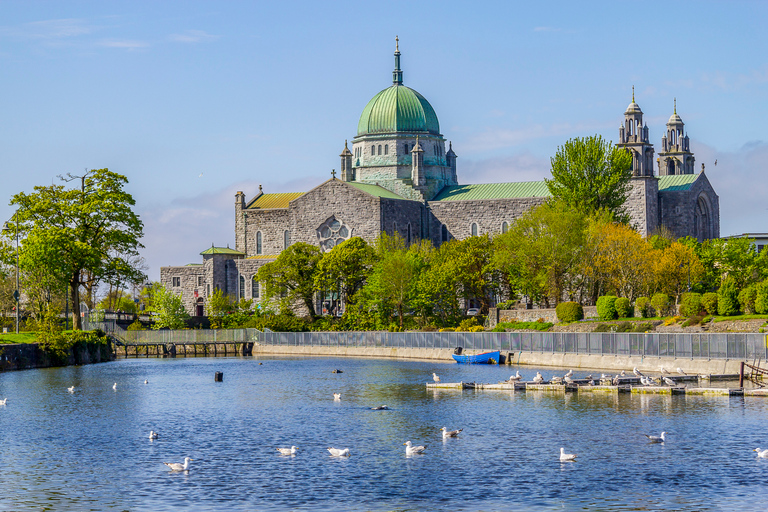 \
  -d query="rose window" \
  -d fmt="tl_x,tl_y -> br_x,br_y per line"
317,216 -> 352,252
